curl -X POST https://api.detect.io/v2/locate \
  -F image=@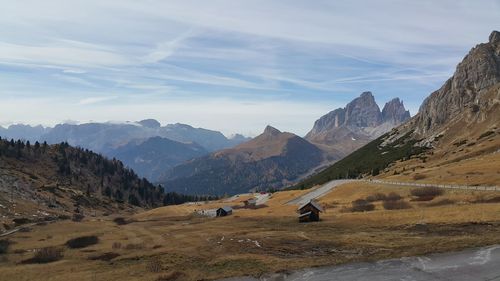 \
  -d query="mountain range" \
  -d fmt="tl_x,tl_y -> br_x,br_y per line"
0,120 -> 250,181
296,30 -> 500,189
159,93 -> 410,195
159,125 -> 324,195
